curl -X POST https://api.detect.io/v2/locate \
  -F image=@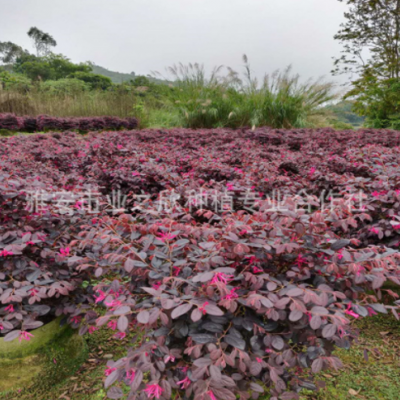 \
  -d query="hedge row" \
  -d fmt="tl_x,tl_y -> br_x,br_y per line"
0,113 -> 138,132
